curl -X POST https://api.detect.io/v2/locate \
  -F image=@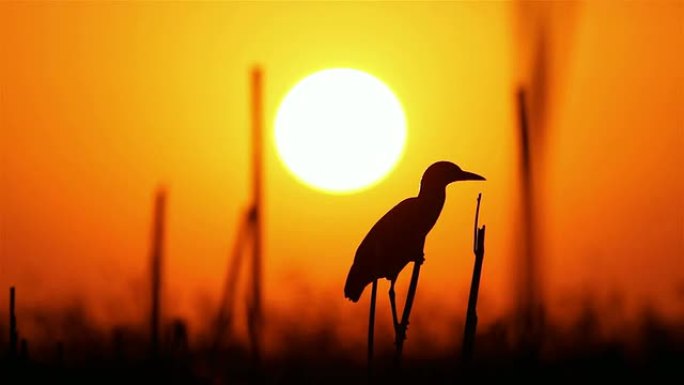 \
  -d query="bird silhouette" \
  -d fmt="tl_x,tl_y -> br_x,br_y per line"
344,161 -> 485,328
